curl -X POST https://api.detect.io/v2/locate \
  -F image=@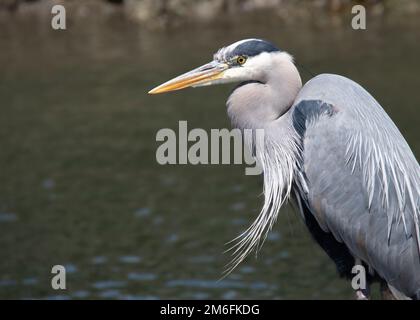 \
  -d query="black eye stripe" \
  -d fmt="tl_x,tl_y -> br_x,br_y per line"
230,40 -> 280,58
213,39 -> 281,63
